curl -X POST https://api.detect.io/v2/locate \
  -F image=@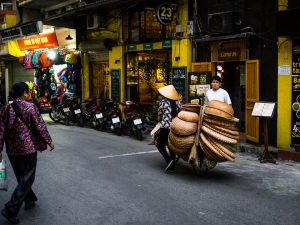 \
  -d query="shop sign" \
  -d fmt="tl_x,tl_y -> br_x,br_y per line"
143,43 -> 153,50
162,40 -> 172,49
218,48 -> 240,61
292,50 -> 300,75
156,3 -> 175,25
17,32 -> 58,51
172,67 -> 186,102
128,44 -> 137,52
